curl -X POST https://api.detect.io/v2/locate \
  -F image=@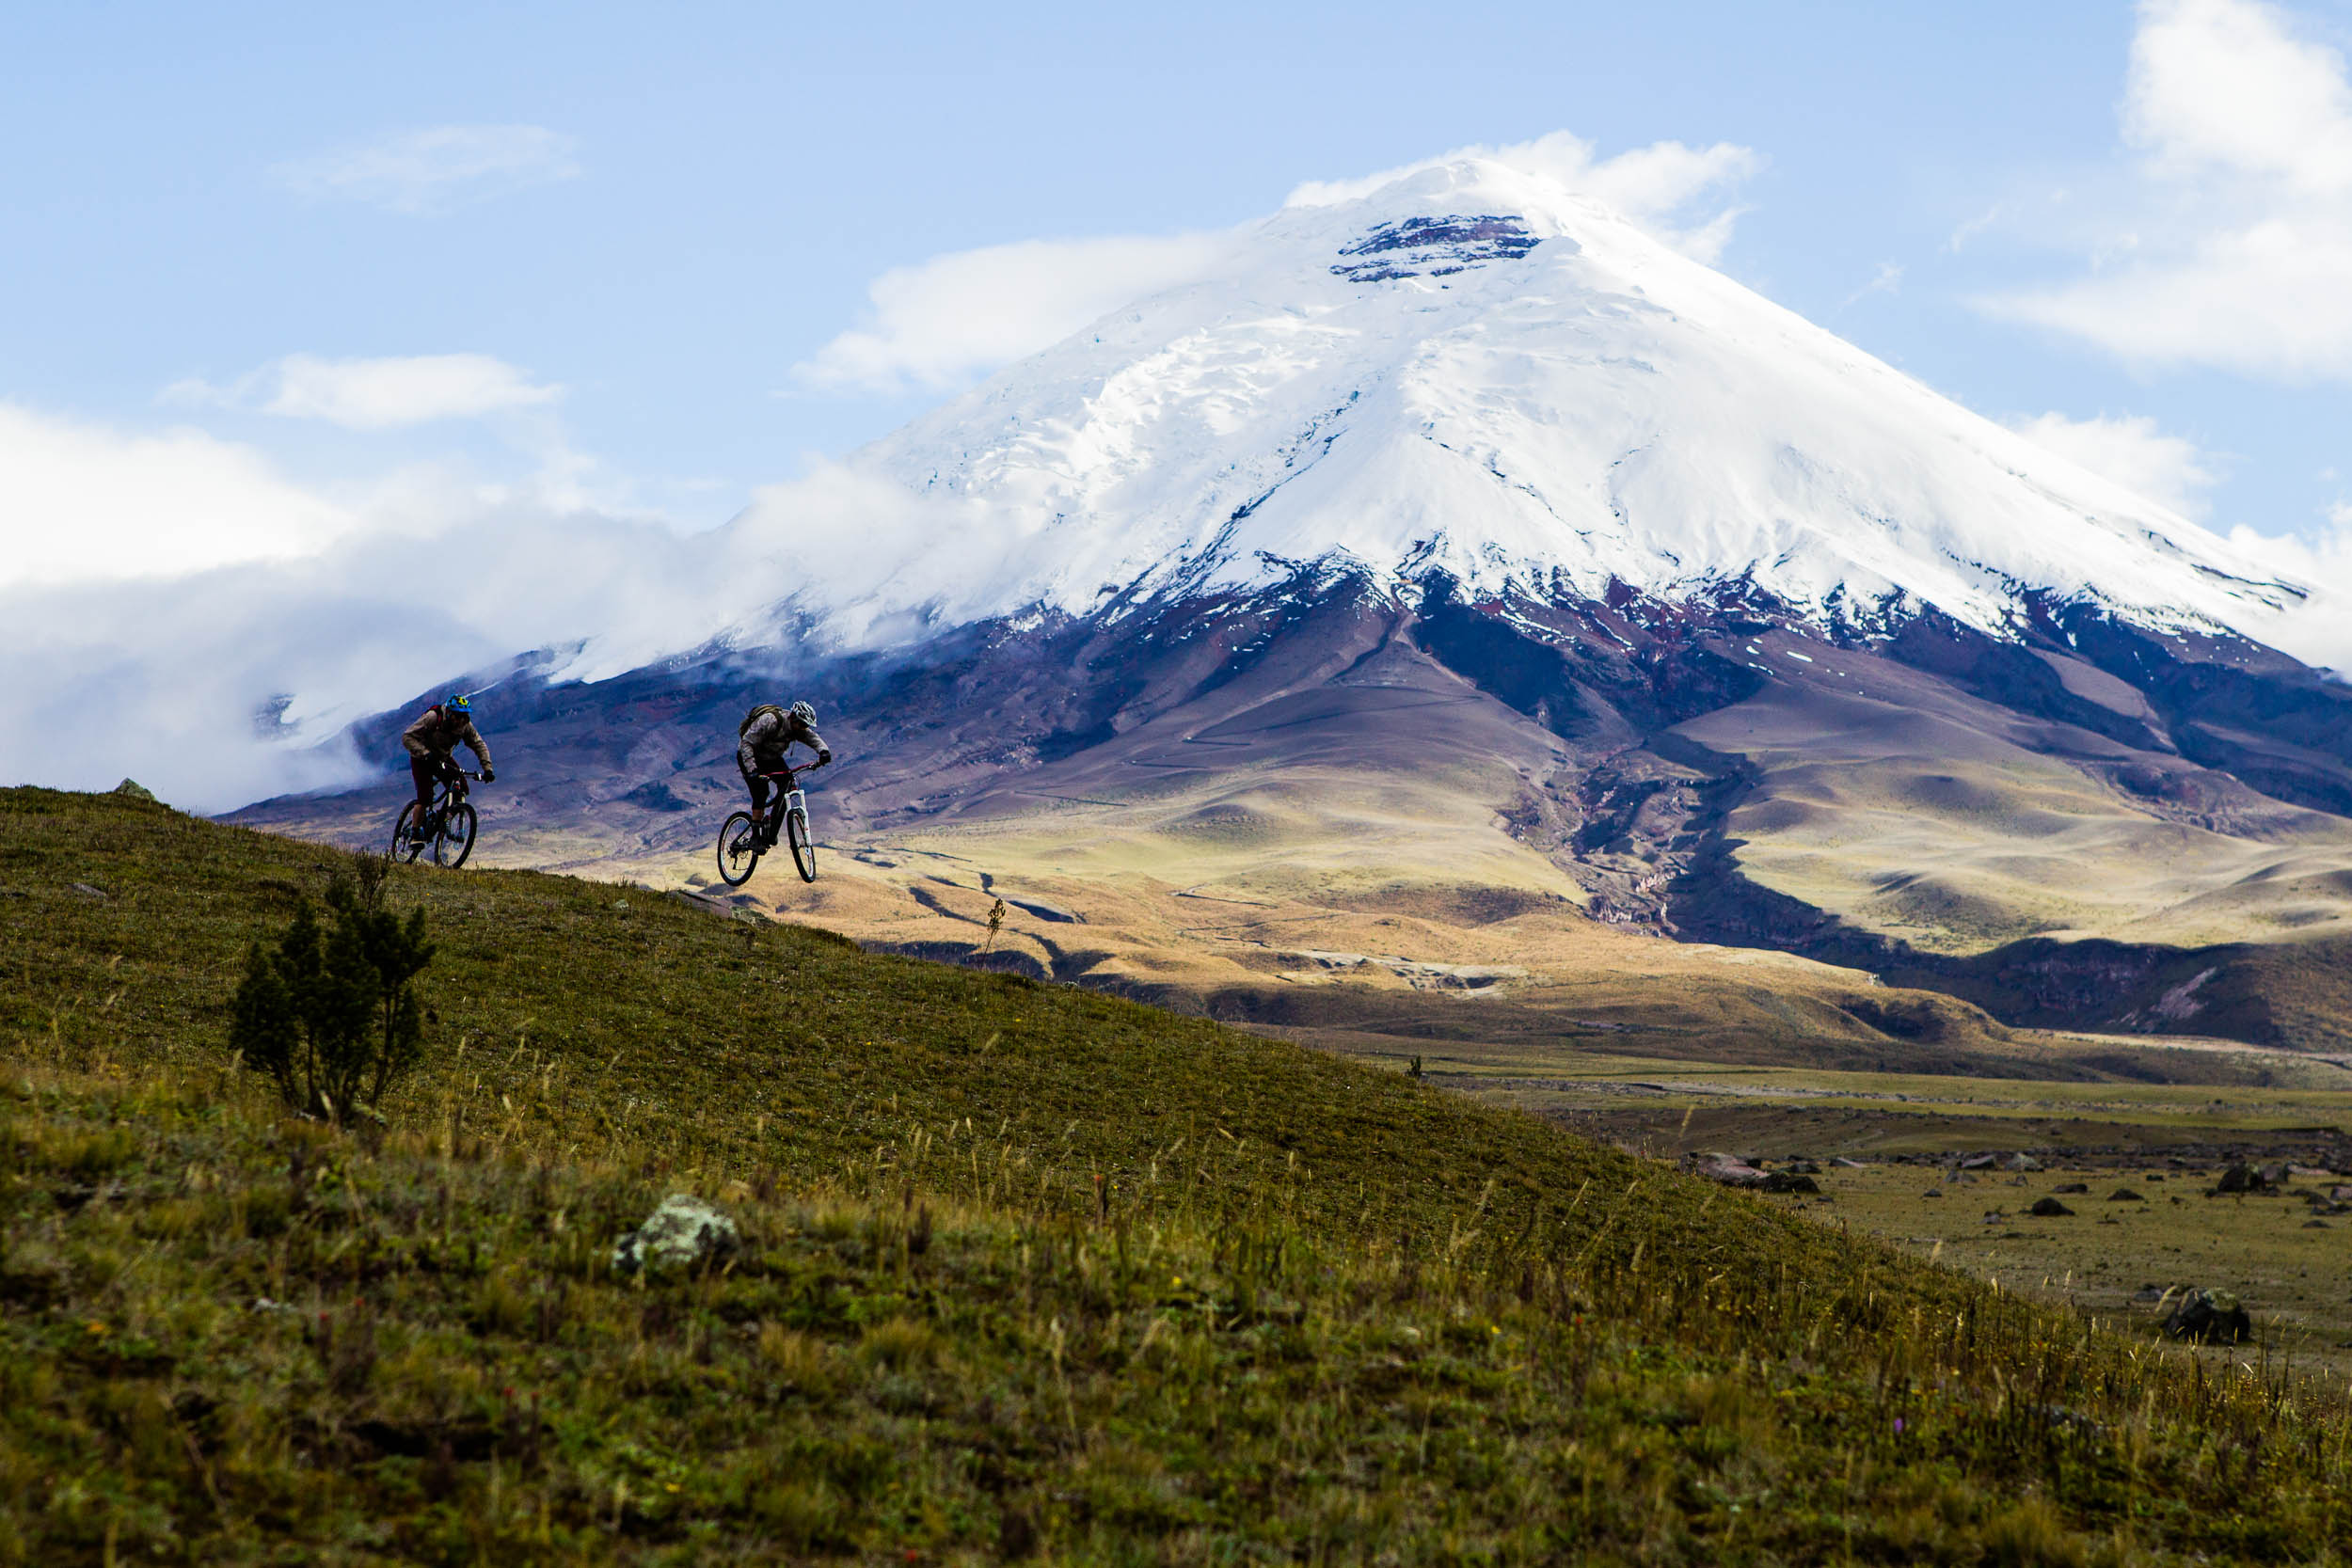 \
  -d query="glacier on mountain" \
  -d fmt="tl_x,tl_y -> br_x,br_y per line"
728,156 -> 2303,657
